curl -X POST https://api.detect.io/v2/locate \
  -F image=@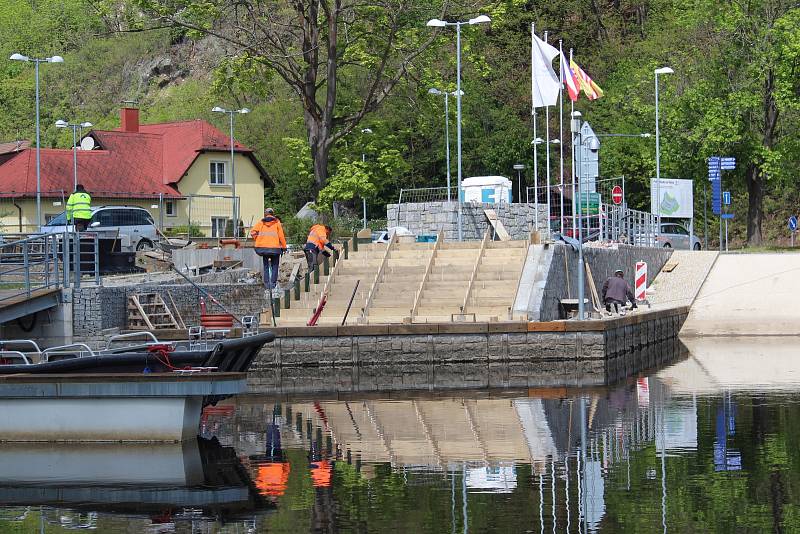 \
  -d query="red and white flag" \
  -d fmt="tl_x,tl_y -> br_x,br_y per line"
561,54 -> 580,102
570,59 -> 604,101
